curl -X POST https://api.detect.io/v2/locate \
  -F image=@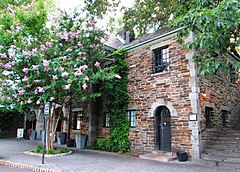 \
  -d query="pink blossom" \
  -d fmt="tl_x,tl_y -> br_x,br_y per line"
40,45 -> 46,52
62,71 -> 69,77
27,99 -> 32,104
90,44 -> 95,48
43,60 -> 49,67
32,48 -> 38,55
80,65 -> 88,71
77,42 -> 83,48
50,97 -> 55,101
8,48 -> 15,58
27,84 -> 30,88
65,84 -> 71,90
0,53 -> 7,59
84,76 -> 89,81
52,75 -> 58,80
52,102 -> 56,107
66,48 -> 72,52
74,71 -> 83,77
46,41 -> 53,47
32,65 -> 38,70
22,76 -> 28,82
13,94 -> 17,98
18,87 -> 26,95
82,83 -> 87,90
22,67 -> 29,73
59,67 -> 64,72
38,87 -> 45,93
94,62 -> 100,67
115,74 -> 121,79
36,100 -> 40,105
62,56 -> 67,61
23,50 -> 31,58
34,88 -> 38,94
34,80 -> 40,83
